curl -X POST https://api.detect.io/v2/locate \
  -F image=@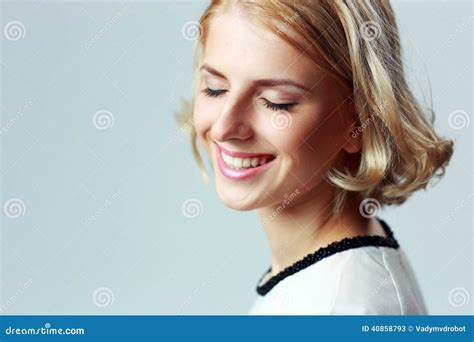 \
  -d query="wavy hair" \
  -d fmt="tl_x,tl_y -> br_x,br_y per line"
176,0 -> 454,215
